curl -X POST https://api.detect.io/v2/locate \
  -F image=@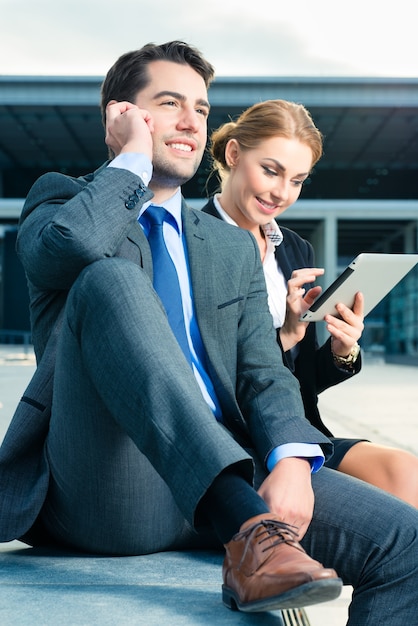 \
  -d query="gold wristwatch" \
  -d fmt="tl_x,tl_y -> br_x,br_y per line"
332,342 -> 360,367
